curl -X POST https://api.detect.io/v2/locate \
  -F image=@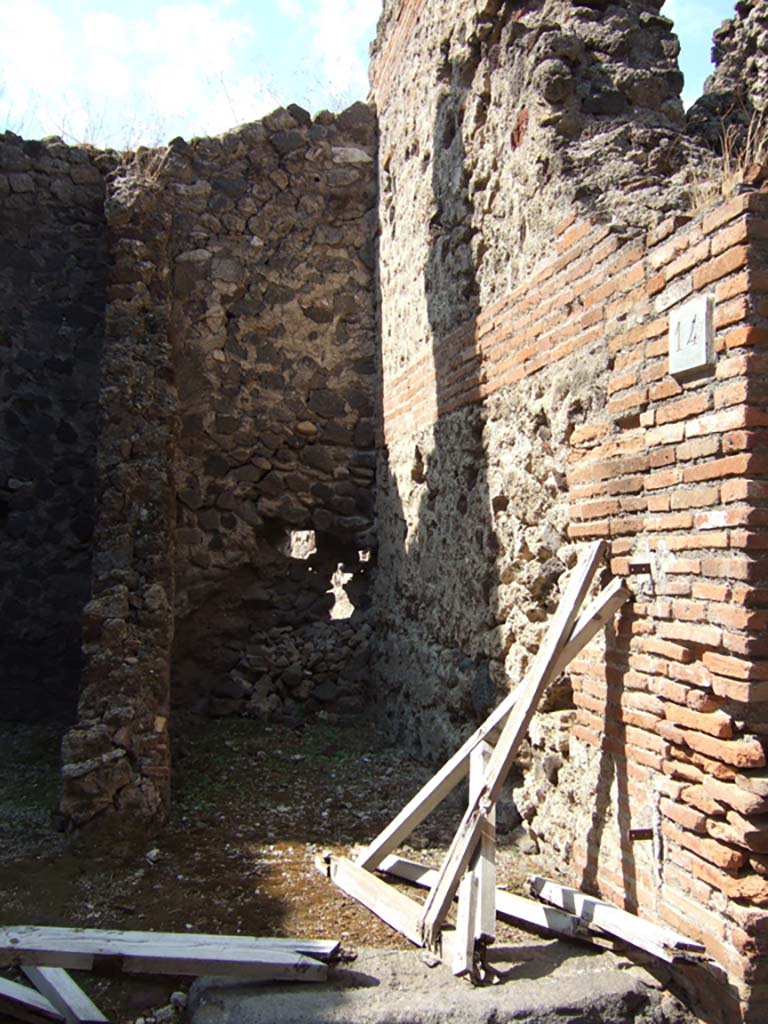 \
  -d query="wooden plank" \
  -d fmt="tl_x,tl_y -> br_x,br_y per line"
356,690 -> 519,872
452,872 -> 478,977
470,742 -> 496,944
357,553 -> 628,874
0,977 -> 64,1024
554,578 -> 632,671
530,877 -> 706,962
378,856 -> 588,942
1,928 -> 338,962
0,929 -> 327,981
453,743 -> 492,975
22,968 -> 106,1024
325,856 -> 425,947
419,541 -> 607,944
